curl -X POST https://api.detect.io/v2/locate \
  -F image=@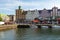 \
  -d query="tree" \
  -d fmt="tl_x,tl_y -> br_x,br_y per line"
0,17 -> 2,21
0,14 -> 2,21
